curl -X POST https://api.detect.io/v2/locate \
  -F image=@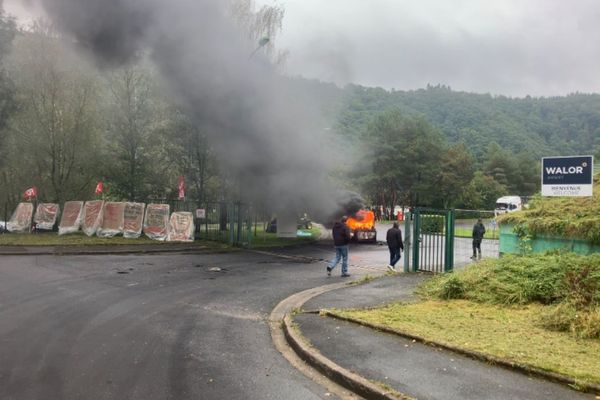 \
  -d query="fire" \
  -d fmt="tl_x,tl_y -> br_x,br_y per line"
346,210 -> 375,231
